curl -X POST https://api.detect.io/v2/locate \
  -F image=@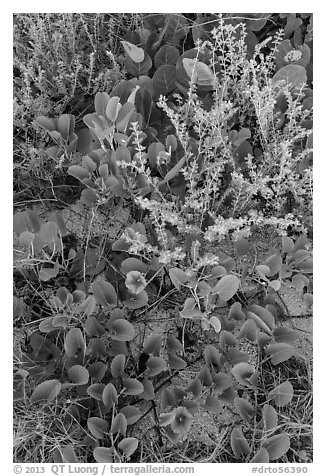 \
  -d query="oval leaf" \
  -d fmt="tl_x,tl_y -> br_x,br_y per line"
169,267 -> 187,290
146,356 -> 166,376
268,380 -> 294,407
153,65 -> 177,95
87,417 -> 108,439
212,275 -> 240,301
67,365 -> 89,385
265,343 -> 294,365
234,397 -> 255,423
122,378 -> 144,396
121,41 -> 145,63
64,328 -> 86,358
272,64 -> 307,92
154,44 -> 180,68
263,433 -> 291,461
111,354 -> 126,378
109,319 -> 135,342
102,383 -> 118,408
110,413 -> 127,436
93,447 -> 114,463
250,447 -> 270,463
118,437 -> 139,458
30,379 -> 62,404
92,280 -> 117,306
230,427 -> 250,459
182,58 -> 214,85
120,406 -> 141,425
